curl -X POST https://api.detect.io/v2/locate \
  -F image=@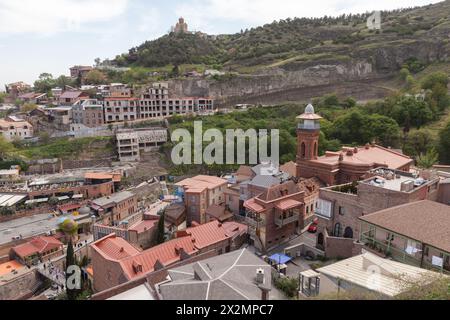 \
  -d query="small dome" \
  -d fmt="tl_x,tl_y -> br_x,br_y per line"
305,104 -> 315,114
